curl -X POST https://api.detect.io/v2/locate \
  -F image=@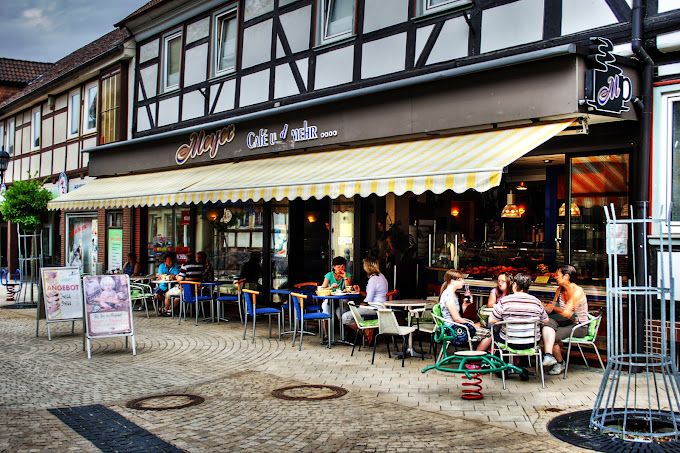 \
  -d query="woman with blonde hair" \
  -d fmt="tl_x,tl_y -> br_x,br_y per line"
439,269 -> 491,352
341,257 -> 388,330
